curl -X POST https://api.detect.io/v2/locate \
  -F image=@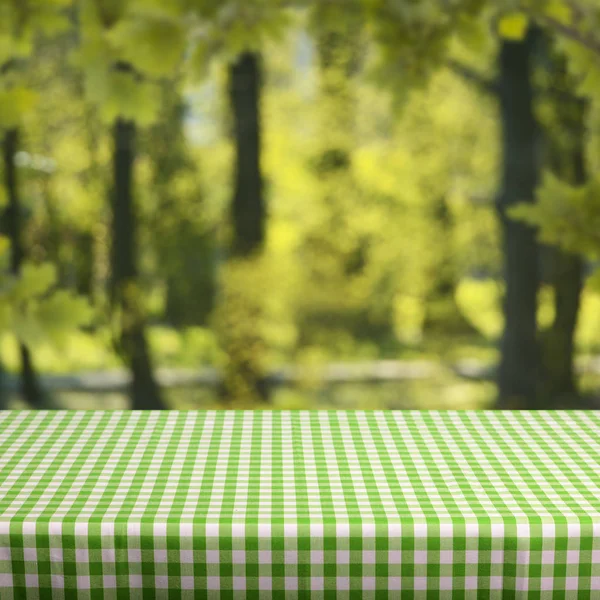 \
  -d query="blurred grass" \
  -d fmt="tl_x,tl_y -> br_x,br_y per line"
6,377 -> 496,411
